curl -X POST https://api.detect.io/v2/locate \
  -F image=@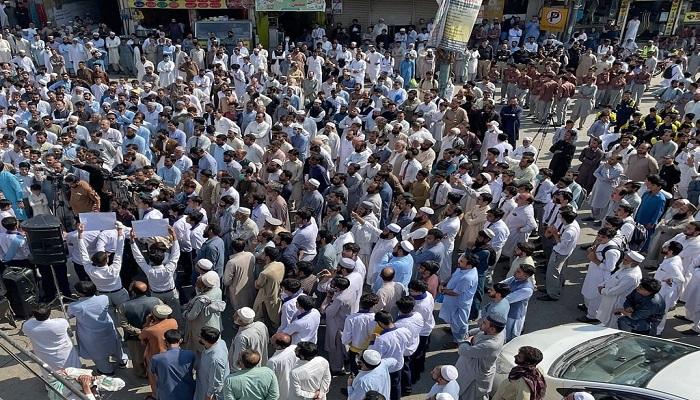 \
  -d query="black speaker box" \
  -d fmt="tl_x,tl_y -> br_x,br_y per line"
2,267 -> 37,318
20,215 -> 67,265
